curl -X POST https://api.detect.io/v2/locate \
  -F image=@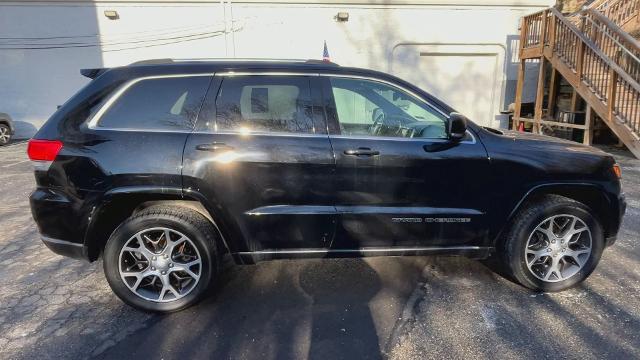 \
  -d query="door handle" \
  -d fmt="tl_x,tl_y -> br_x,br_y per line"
344,148 -> 380,156
195,143 -> 234,152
